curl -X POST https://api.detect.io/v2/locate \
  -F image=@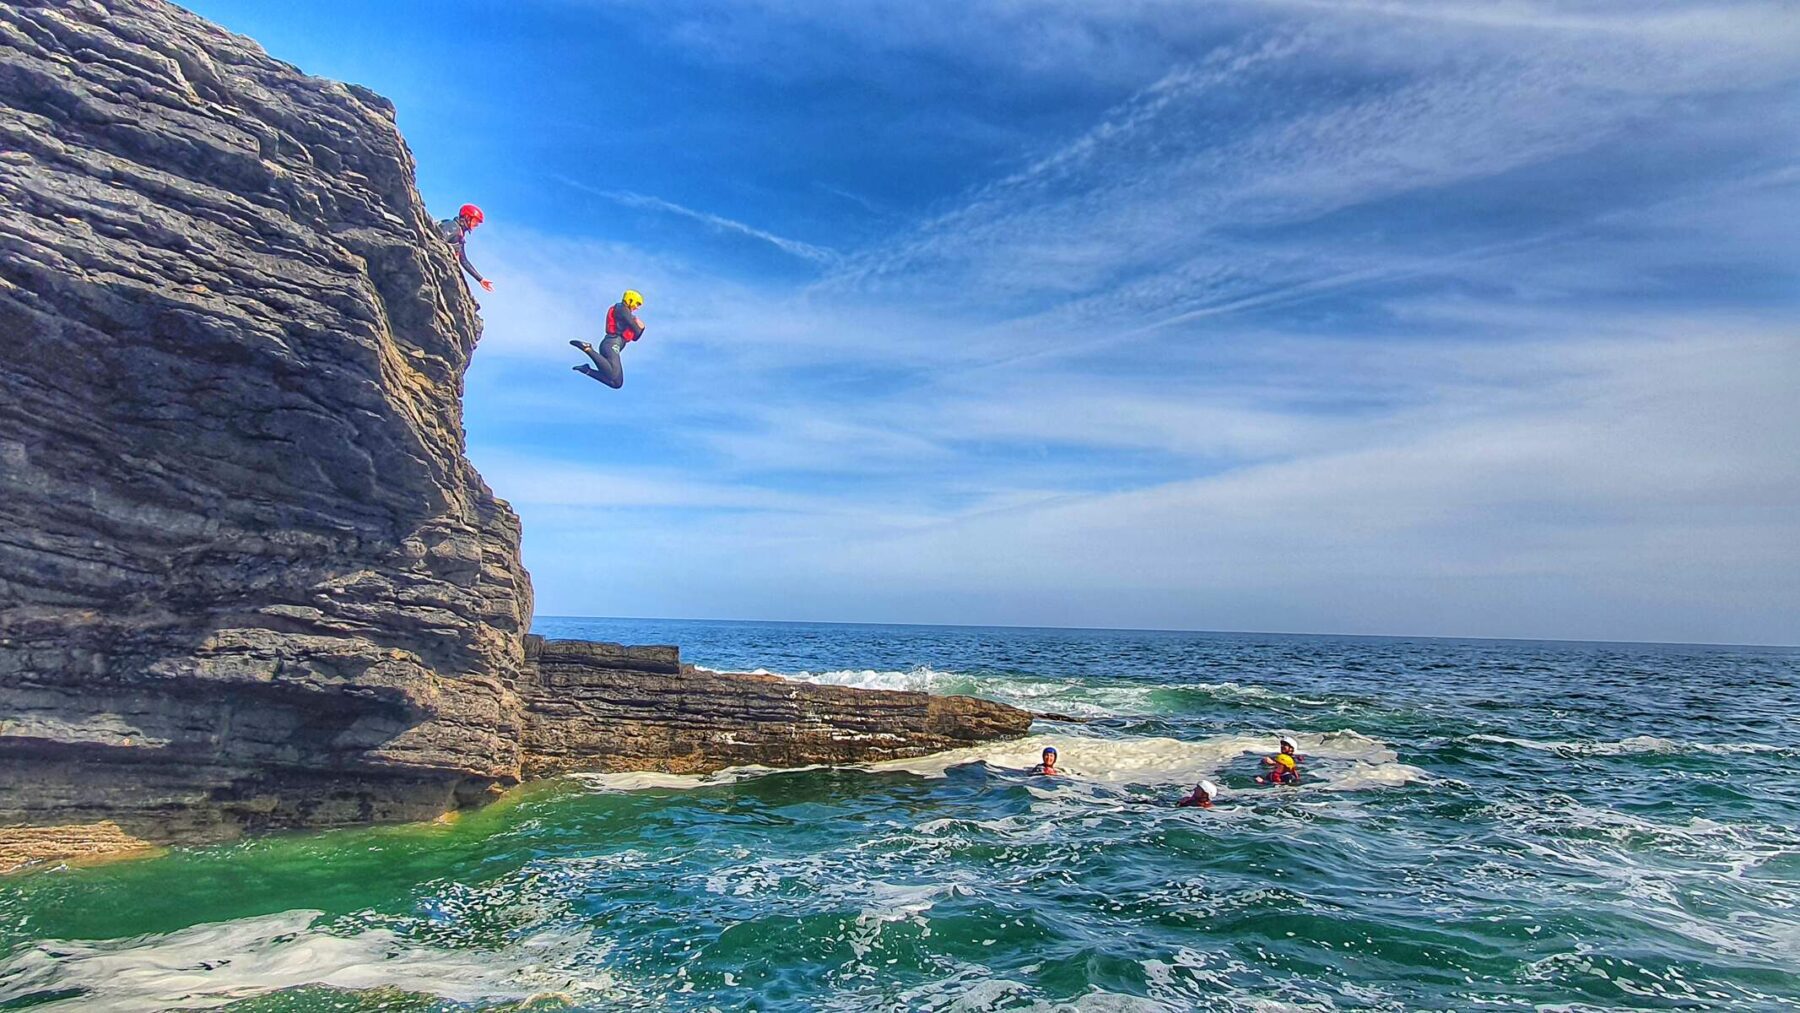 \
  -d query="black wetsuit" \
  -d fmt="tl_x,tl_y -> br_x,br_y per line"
575,301 -> 644,389
575,335 -> 626,389
436,218 -> 485,286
